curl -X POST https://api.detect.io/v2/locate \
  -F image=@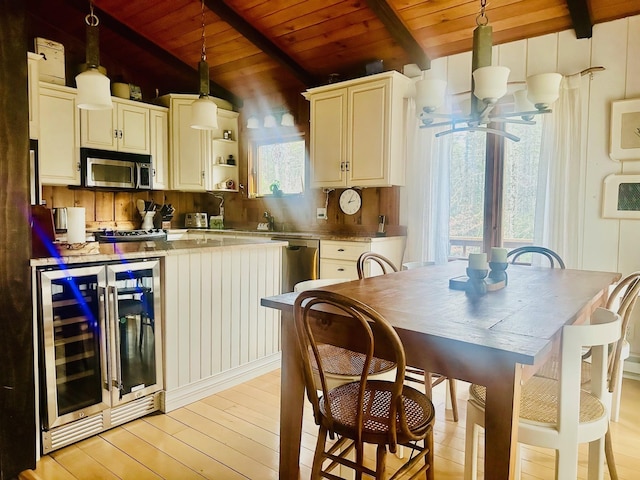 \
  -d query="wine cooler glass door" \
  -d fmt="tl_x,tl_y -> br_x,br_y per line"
106,259 -> 163,405
39,265 -> 110,429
